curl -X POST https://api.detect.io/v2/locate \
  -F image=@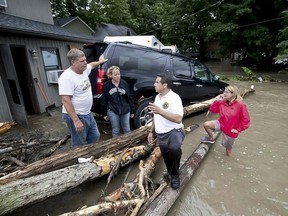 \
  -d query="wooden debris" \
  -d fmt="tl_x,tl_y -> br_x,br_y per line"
0,125 -> 151,184
0,122 -> 15,135
59,198 -> 143,216
0,144 -> 154,216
